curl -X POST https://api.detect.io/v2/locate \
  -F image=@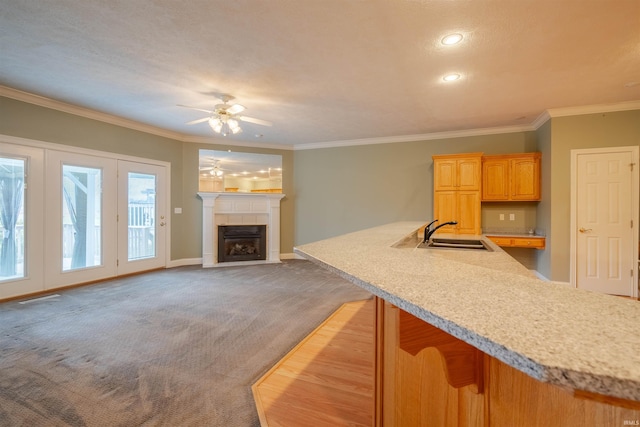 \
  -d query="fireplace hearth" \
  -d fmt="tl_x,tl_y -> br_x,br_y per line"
218,225 -> 267,263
